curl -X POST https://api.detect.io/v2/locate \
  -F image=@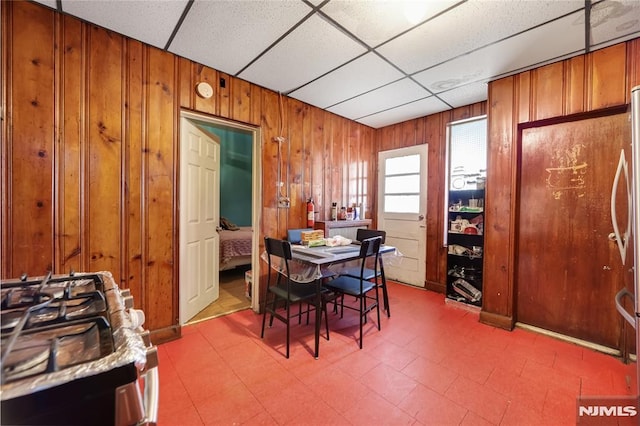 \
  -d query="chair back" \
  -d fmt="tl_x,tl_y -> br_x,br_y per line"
356,228 -> 386,244
357,236 -> 382,277
287,228 -> 313,244
264,237 -> 293,285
